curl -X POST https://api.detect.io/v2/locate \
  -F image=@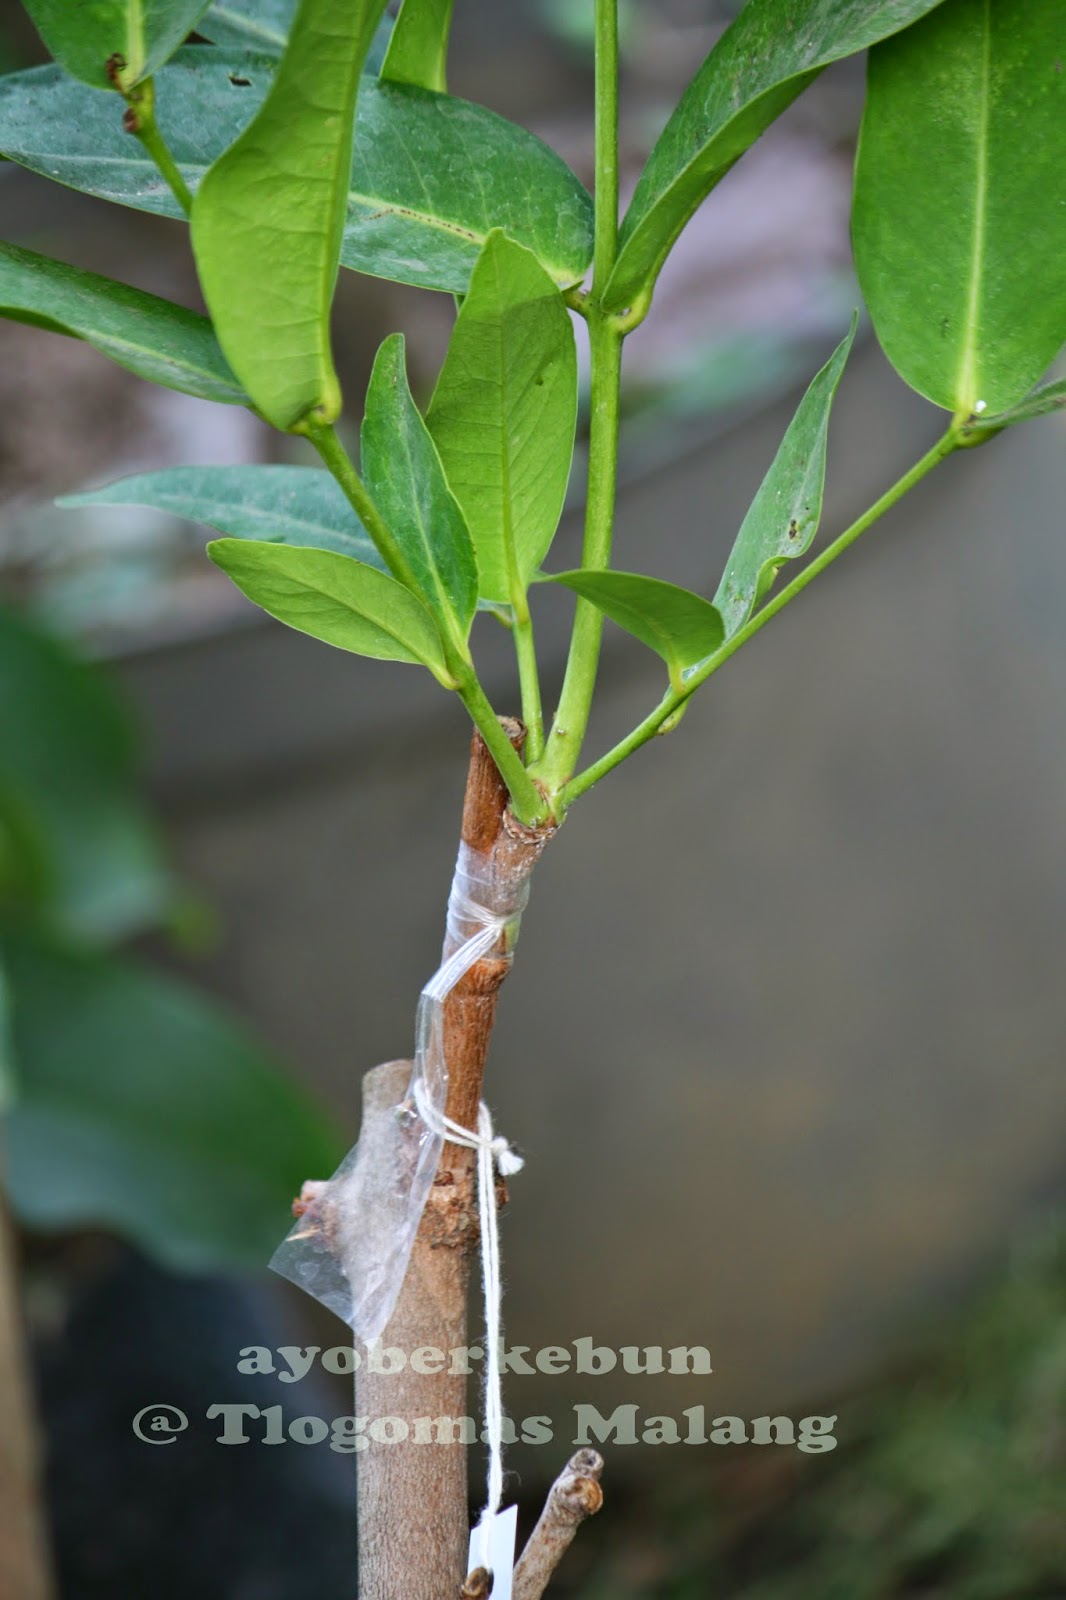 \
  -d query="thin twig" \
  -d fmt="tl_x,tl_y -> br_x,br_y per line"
512,1450 -> 605,1600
